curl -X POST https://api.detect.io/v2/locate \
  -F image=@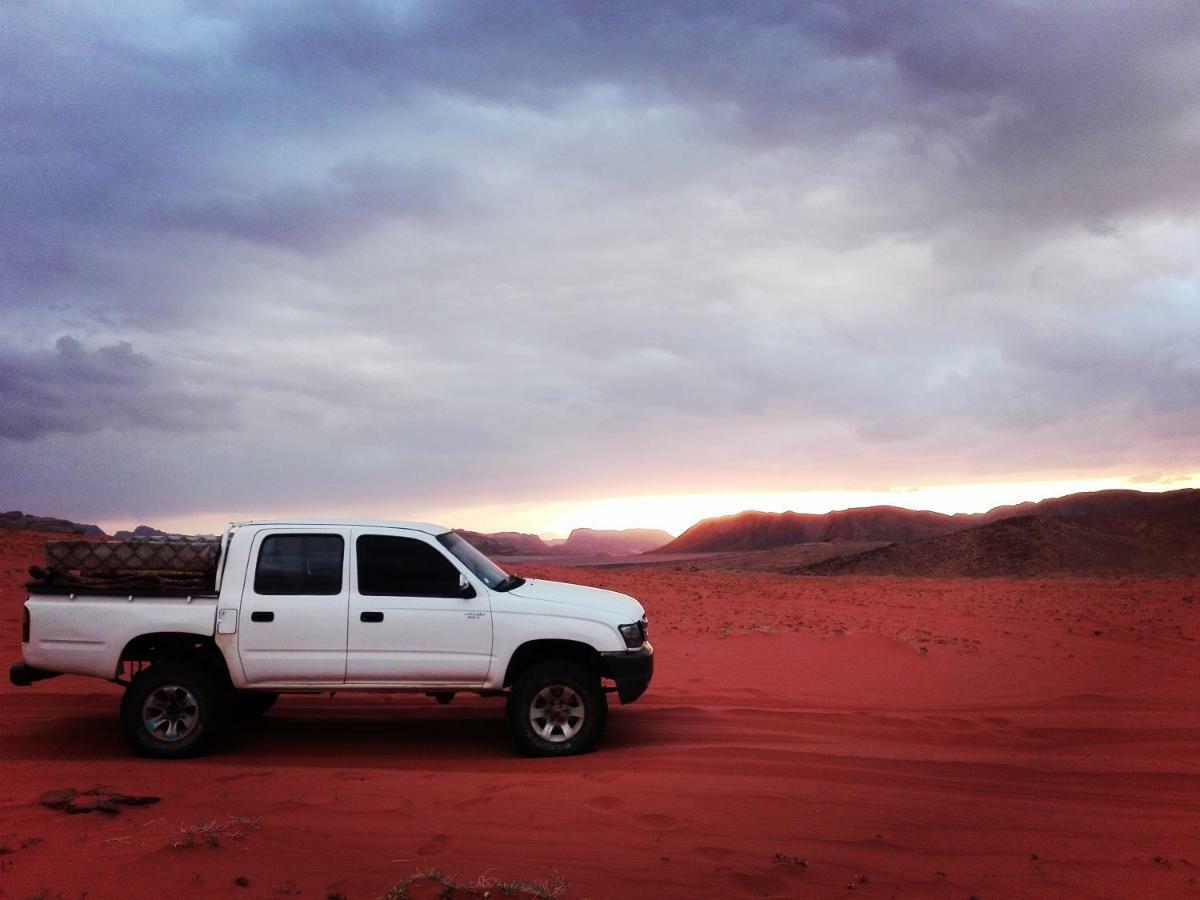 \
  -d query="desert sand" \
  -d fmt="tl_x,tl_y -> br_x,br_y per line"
1,531 -> 1198,898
